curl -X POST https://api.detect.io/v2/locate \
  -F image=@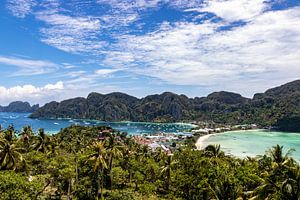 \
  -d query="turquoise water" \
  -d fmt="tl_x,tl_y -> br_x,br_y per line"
202,130 -> 300,162
0,112 -> 193,135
